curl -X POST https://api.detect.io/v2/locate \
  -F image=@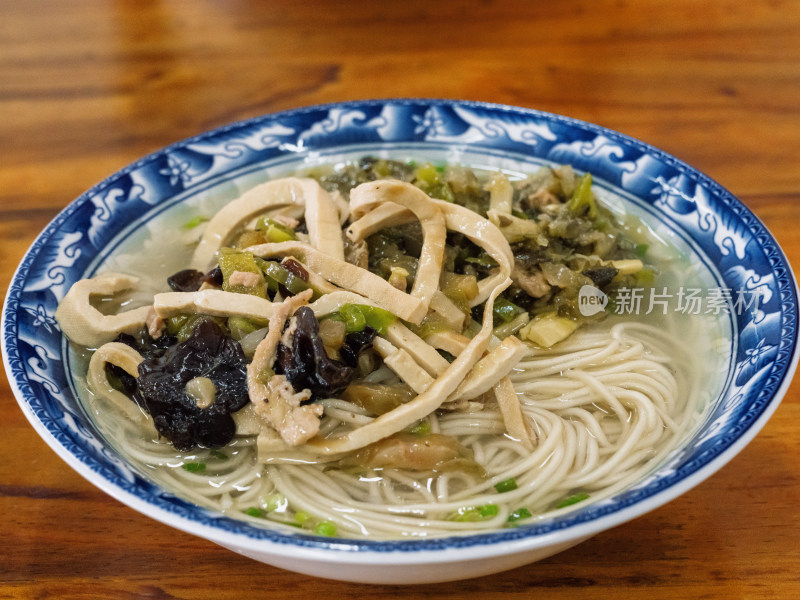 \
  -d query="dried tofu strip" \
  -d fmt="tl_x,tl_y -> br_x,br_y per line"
372,337 -> 434,394
349,180 -> 446,312
302,278 -> 510,455
494,376 -> 534,451
153,289 -> 275,322
346,195 -> 514,308
246,241 -> 427,324
451,335 -> 528,401
306,290 -> 374,317
87,342 -> 156,432
329,189 -> 350,225
297,191 -> 515,455
191,177 -> 344,271
429,291 -> 468,330
425,330 -> 471,357
433,200 -> 514,306
487,210 -> 541,244
345,201 -> 415,240
232,403 -> 262,436
383,321 -> 451,377
256,425 -> 295,455
54,273 -> 151,348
